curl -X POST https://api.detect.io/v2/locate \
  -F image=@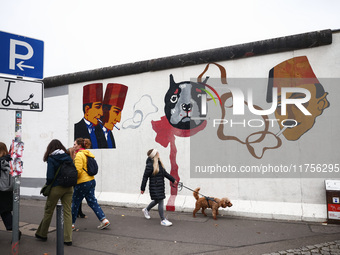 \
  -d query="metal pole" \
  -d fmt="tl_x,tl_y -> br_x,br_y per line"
56,200 -> 64,255
12,110 -> 22,255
